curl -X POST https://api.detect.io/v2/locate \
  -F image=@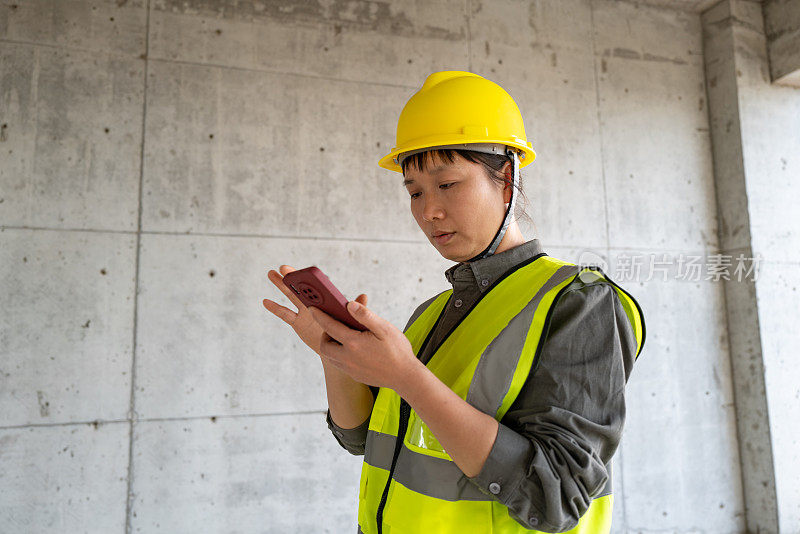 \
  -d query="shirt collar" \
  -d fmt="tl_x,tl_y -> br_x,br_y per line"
444,238 -> 545,293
